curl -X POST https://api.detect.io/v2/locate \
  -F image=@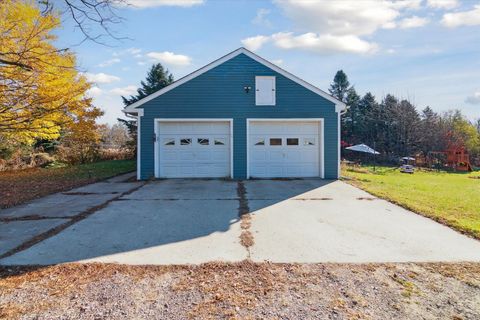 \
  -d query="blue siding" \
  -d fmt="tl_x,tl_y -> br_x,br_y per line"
139,53 -> 339,179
